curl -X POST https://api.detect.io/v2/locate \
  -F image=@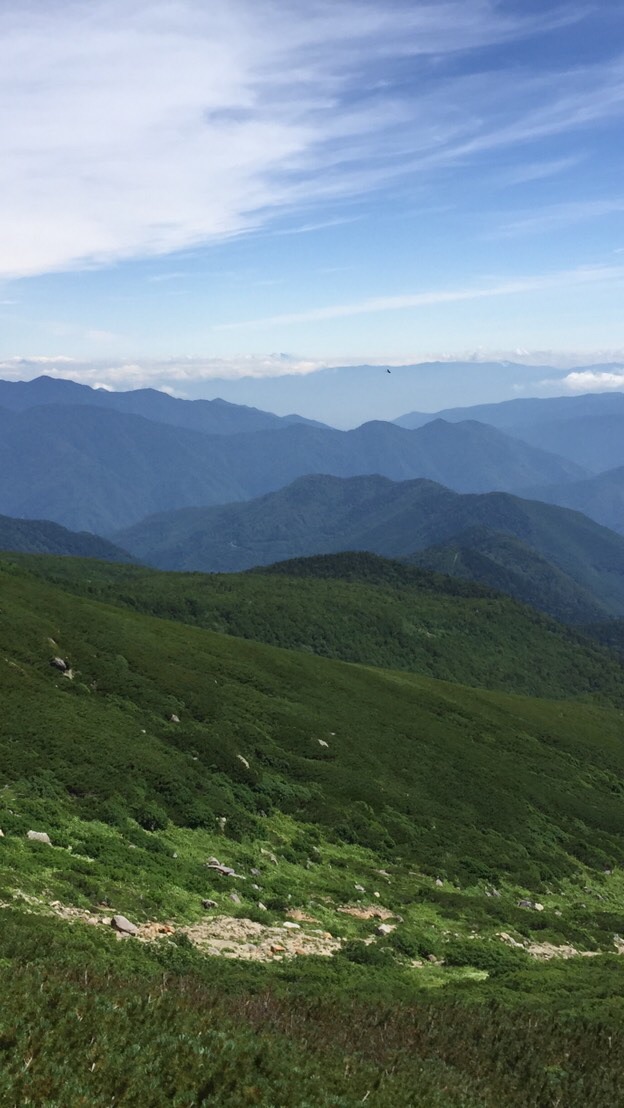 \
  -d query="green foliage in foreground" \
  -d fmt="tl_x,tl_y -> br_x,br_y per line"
6,549 -> 624,705
1,910 -> 624,1108
2,554 -> 624,896
2,555 -> 624,1103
